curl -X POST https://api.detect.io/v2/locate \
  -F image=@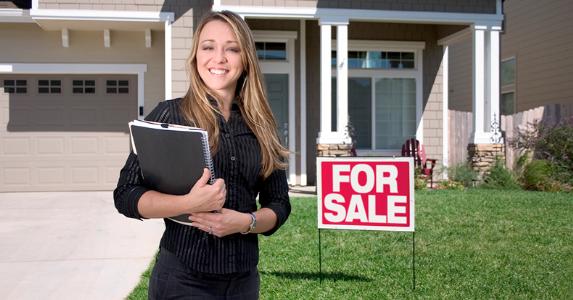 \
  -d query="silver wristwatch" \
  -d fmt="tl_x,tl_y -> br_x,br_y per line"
241,212 -> 257,234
